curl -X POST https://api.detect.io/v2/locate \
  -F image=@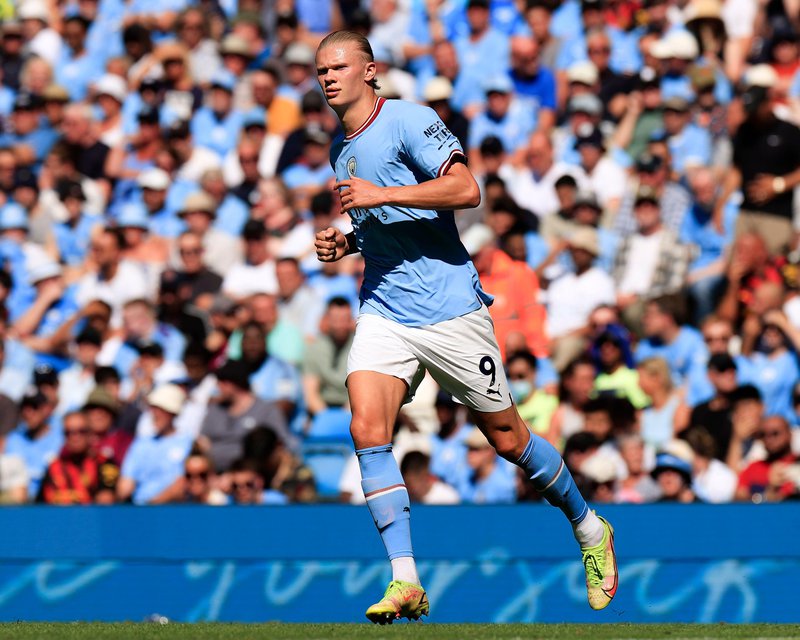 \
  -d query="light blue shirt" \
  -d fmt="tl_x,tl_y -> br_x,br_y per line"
6,423 -> 64,499
0,339 -> 35,402
680,201 -> 738,273
121,431 -> 194,504
747,351 -> 800,422
112,324 -> 187,379
55,215 -> 101,266
190,107 -> 245,159
668,124 -> 712,175
250,355 -> 303,406
212,195 -> 250,237
456,456 -> 517,504
636,327 -> 708,386
331,98 -> 491,326
467,99 -> 536,152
